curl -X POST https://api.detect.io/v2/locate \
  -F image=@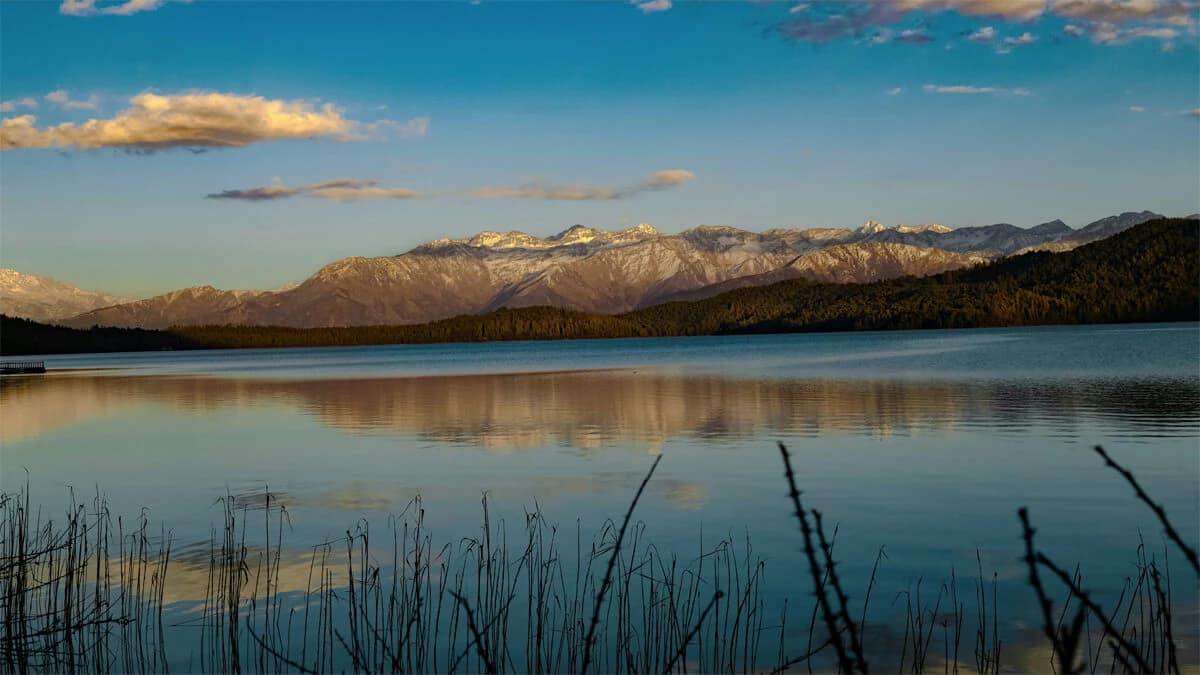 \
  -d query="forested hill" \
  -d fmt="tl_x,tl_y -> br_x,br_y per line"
626,216 -> 1199,335
3,218 -> 1196,355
